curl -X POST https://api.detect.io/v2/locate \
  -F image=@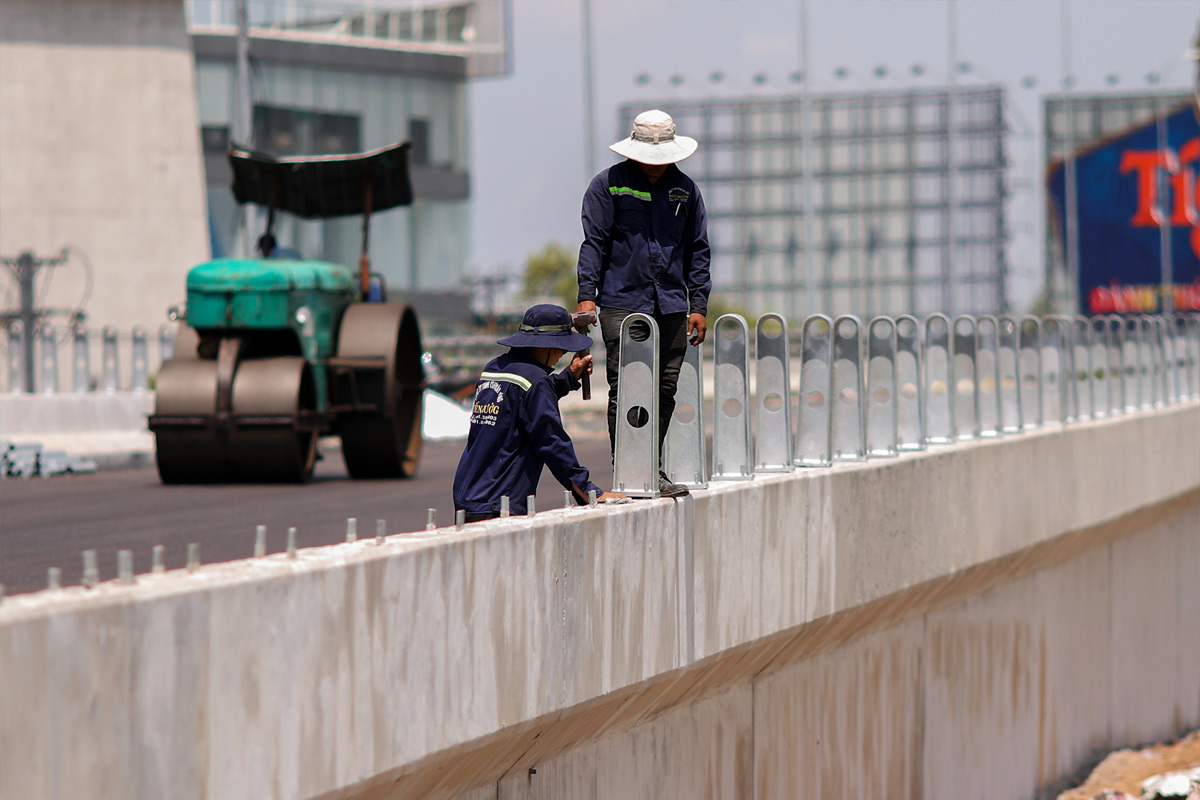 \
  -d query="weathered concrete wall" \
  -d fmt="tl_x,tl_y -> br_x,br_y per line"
0,405 -> 1197,800
0,0 -> 209,393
